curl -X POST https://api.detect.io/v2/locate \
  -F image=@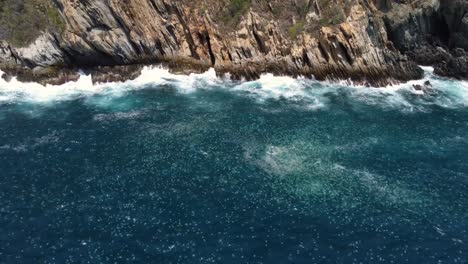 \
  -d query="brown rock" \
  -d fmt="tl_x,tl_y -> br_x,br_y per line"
1,0 -> 449,86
